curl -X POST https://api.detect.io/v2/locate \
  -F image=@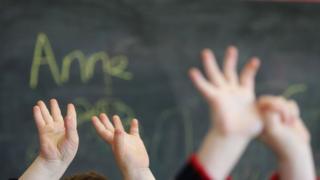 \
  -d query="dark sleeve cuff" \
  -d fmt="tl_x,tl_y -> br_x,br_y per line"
189,154 -> 212,180
175,154 -> 232,180
269,172 -> 280,180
